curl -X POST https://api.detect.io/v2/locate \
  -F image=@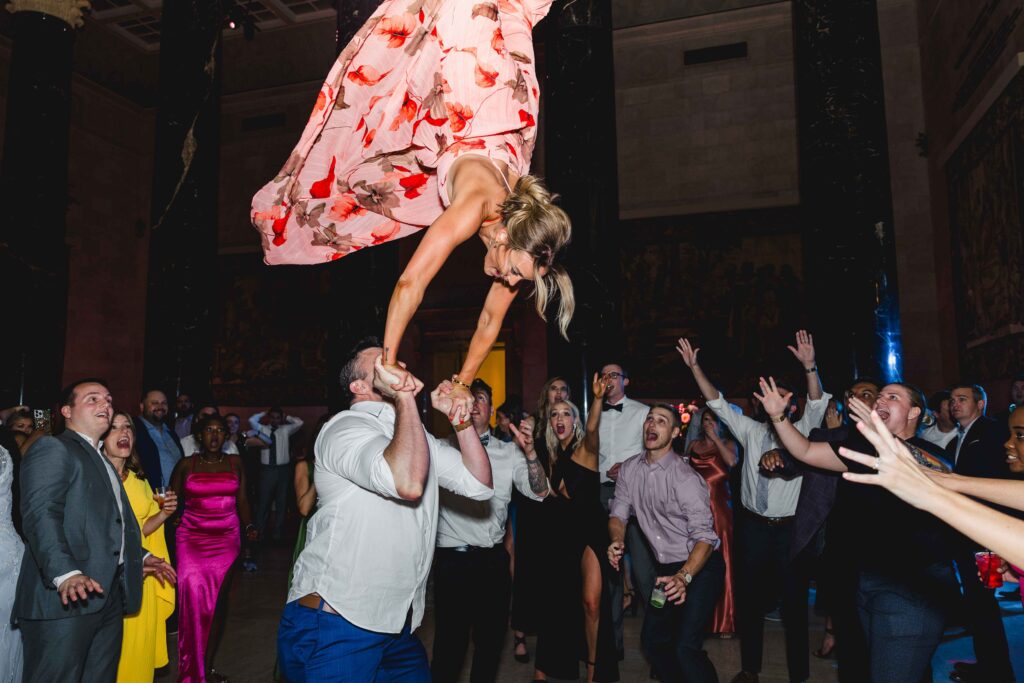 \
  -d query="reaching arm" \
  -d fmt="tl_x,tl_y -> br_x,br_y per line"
384,393 -> 431,501
754,376 -> 846,471
579,373 -> 607,466
248,412 -> 266,431
788,329 -> 823,401
383,190 -> 489,366
932,473 -> 1024,512
510,419 -> 550,498
457,281 -> 519,387
676,338 -> 720,401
